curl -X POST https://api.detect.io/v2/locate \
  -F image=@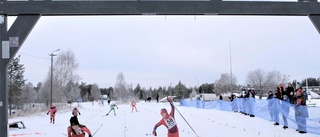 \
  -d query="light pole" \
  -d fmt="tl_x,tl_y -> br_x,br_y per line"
49,49 -> 60,106
170,83 -> 172,96
195,77 -> 199,92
